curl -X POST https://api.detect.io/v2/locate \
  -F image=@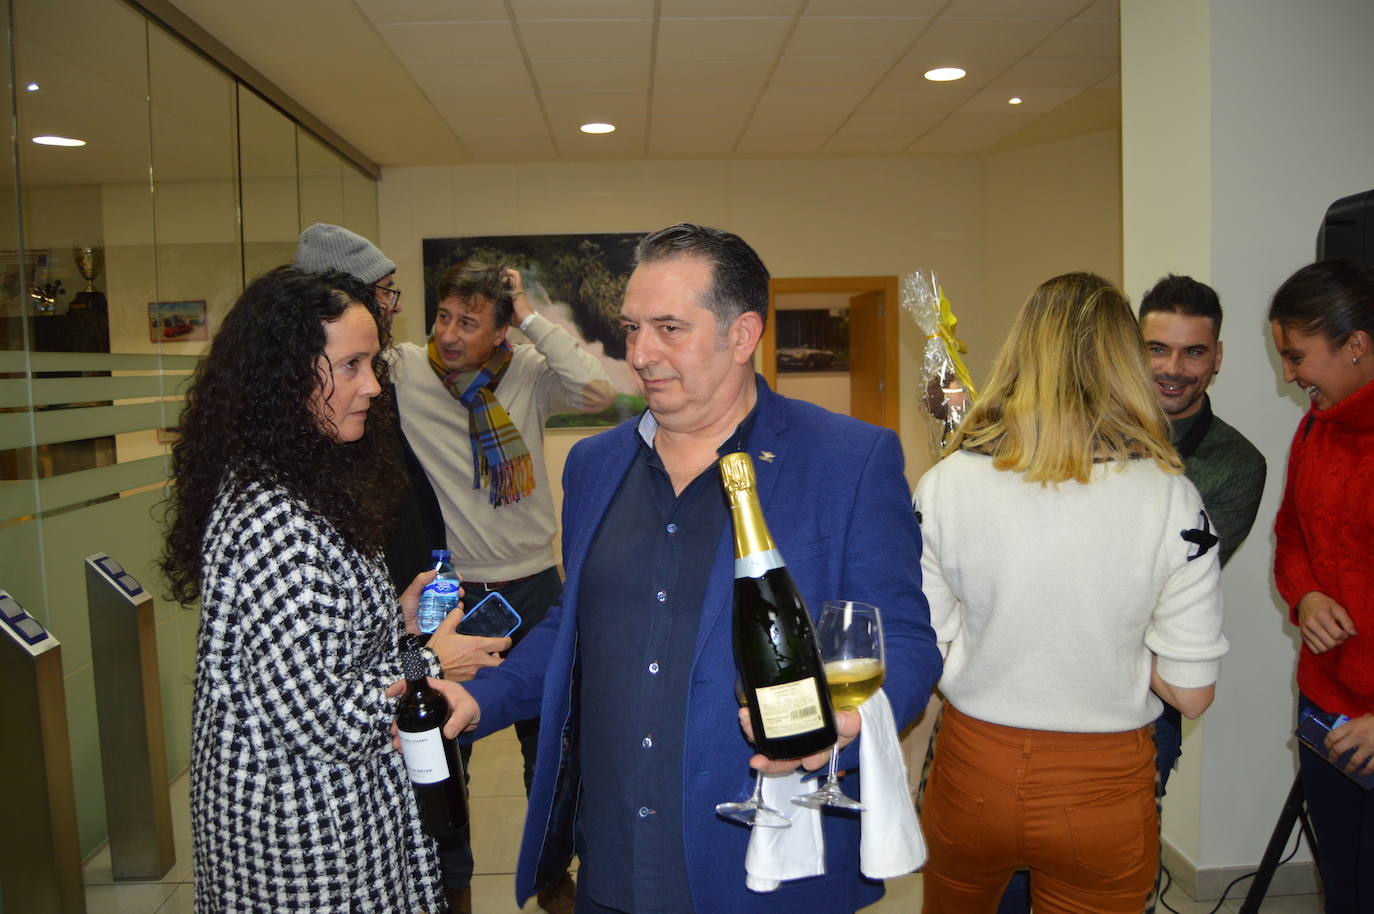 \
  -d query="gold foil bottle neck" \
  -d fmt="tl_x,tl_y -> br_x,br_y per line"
719,452 -> 756,493
721,452 -> 777,562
